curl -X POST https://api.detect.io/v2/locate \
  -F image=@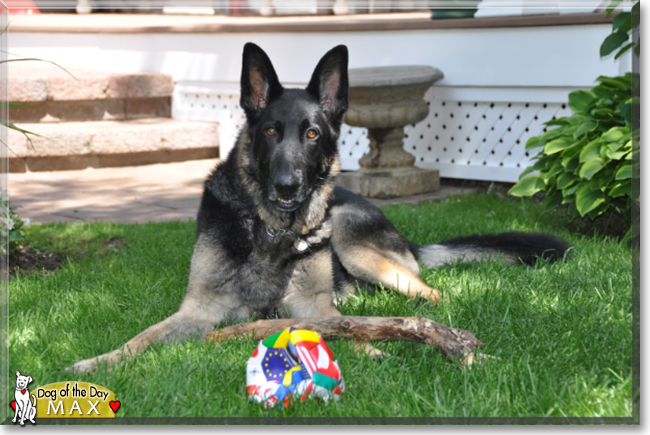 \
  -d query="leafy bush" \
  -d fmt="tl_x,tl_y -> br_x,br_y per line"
508,74 -> 633,238
509,3 -> 638,242
1,190 -> 28,256
600,0 -> 640,59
